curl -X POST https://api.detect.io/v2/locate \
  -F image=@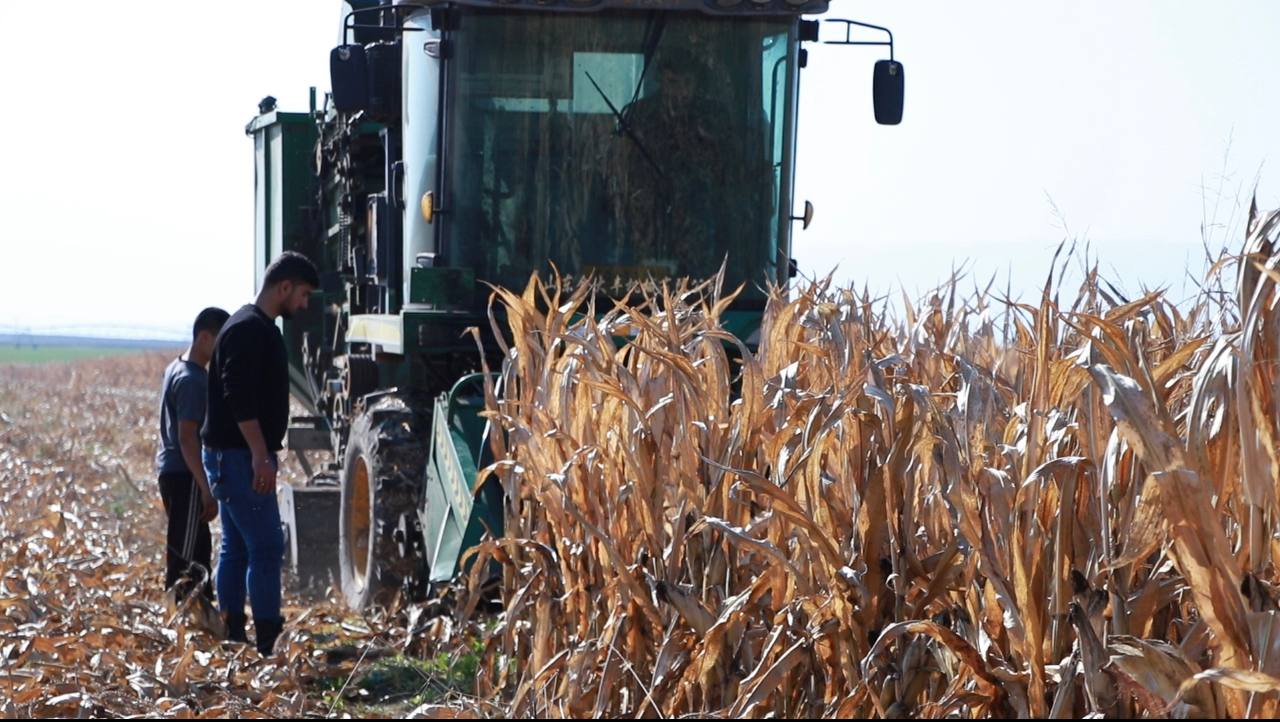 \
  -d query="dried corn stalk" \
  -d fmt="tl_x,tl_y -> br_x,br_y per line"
469,206 -> 1280,718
